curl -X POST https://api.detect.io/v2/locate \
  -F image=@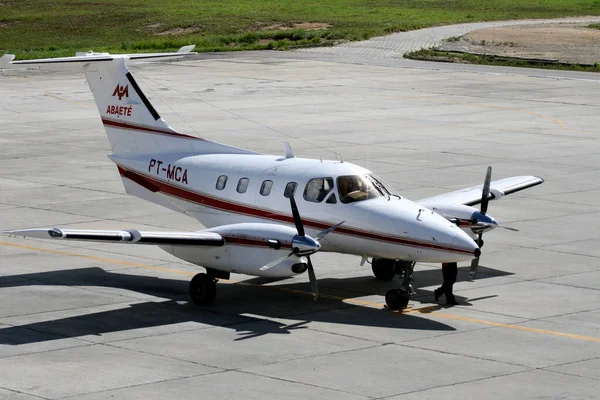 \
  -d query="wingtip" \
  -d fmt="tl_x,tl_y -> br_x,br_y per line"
0,228 -> 58,239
